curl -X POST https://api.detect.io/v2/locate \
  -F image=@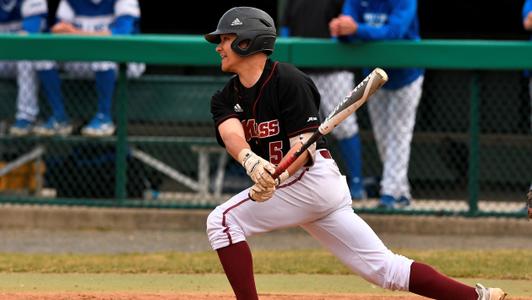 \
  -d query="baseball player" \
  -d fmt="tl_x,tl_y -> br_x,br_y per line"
34,0 -> 143,137
330,0 -> 424,209
0,0 -> 47,136
205,6 -> 506,300
279,0 -> 366,200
